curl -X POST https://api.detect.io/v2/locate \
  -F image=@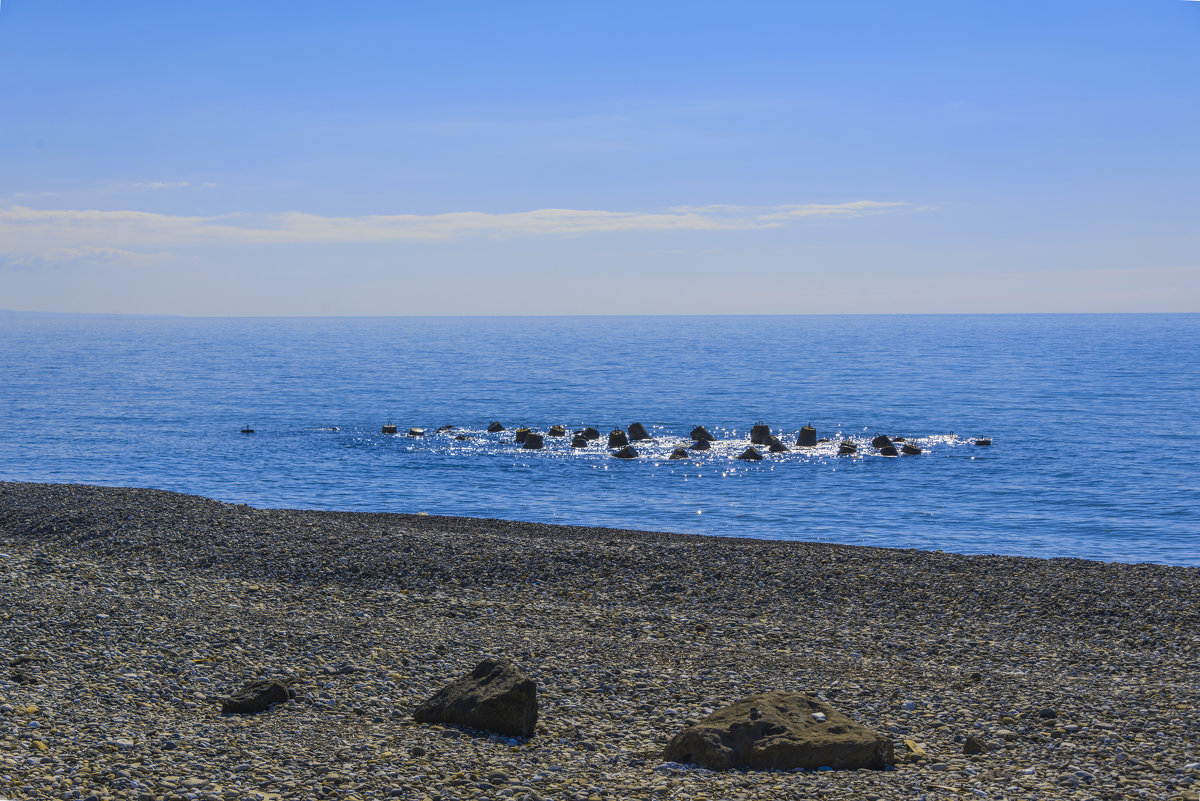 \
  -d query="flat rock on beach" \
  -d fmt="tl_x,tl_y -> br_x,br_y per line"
1,481 -> 1199,801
